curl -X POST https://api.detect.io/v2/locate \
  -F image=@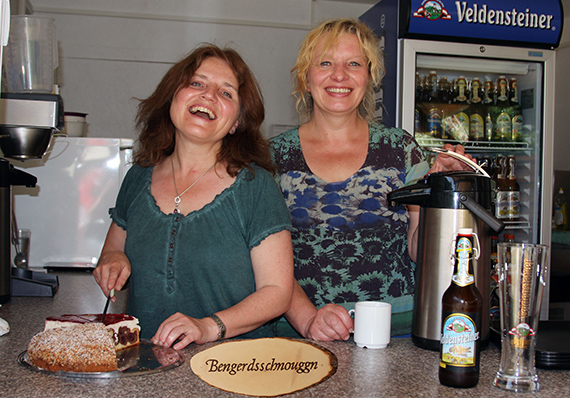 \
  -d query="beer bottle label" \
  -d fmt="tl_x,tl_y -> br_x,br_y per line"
469,114 -> 484,140
498,79 -> 508,102
427,107 -> 442,137
512,114 -> 523,141
414,107 -> 422,133
507,190 -> 520,218
495,112 -> 511,139
456,78 -> 467,102
496,191 -> 520,219
452,236 -> 474,286
440,312 -> 480,369
485,115 -> 493,140
455,112 -> 469,141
